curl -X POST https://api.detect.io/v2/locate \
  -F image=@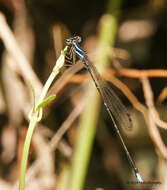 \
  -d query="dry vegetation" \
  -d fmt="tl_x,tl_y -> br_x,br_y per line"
0,0 -> 167,190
